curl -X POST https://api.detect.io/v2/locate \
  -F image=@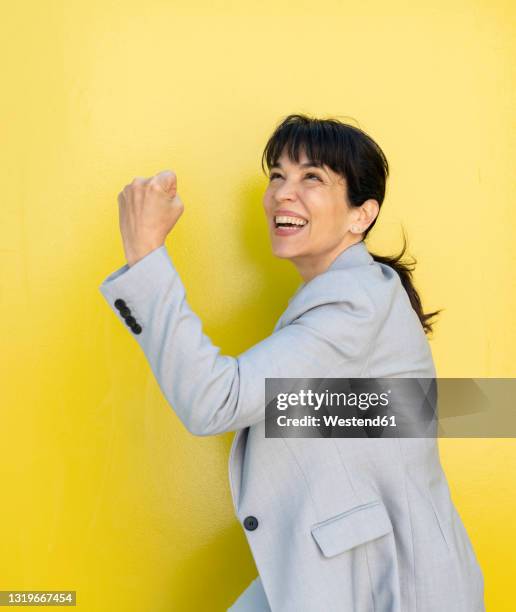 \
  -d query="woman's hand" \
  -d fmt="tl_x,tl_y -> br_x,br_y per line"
117,169 -> 184,267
